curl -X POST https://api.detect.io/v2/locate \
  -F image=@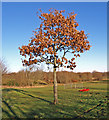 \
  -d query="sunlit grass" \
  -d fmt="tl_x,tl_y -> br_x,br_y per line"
2,80 -> 108,119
